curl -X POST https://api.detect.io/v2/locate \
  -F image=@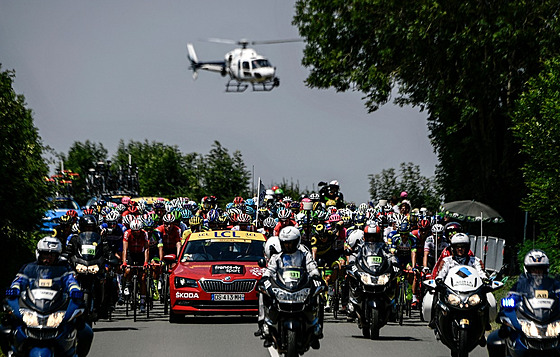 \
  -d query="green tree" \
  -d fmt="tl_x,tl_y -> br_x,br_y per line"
0,66 -> 52,286
369,162 -> 442,212
293,0 -> 560,239
511,57 -> 560,258
113,140 -> 198,198
199,141 -> 251,206
62,140 -> 108,204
